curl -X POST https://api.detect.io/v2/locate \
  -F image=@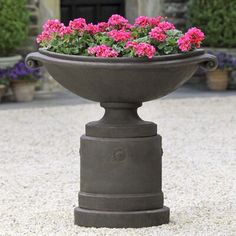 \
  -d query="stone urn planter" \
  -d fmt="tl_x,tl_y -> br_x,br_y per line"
207,69 -> 228,91
26,49 -> 217,228
11,81 -> 36,102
